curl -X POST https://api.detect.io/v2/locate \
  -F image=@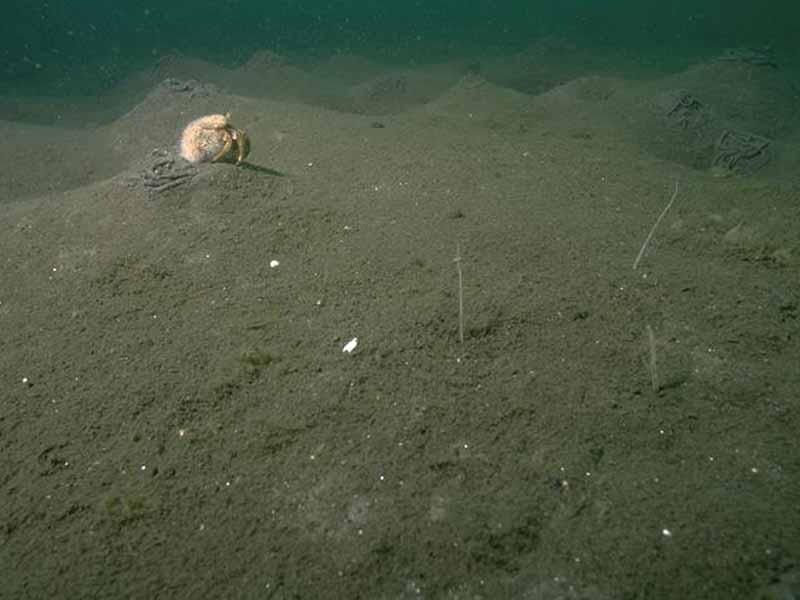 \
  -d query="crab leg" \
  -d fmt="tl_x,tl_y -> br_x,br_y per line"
211,132 -> 233,163
236,133 -> 247,164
